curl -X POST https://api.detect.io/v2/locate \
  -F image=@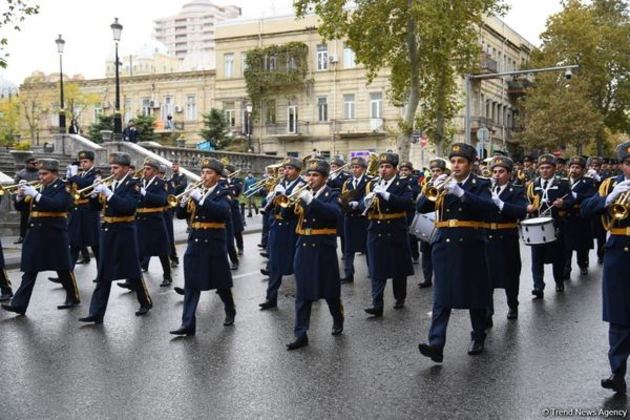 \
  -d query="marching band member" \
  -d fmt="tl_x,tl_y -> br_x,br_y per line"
170,158 -> 236,336
225,164 -> 245,258
587,156 -> 606,264
79,152 -> 152,324
417,143 -> 494,361
556,157 -> 568,178
581,141 -> 630,395
526,154 -> 574,298
328,158 -> 350,257
563,156 -> 597,278
166,161 -> 187,267
287,159 -> 344,350
259,157 -> 306,310
361,152 -> 414,317
131,158 -> 172,287
2,159 -> 80,315
49,151 -> 101,285
0,194 -> 12,301
12,157 -> 39,244
486,156 -> 527,324
340,156 -> 371,284
399,161 -> 421,265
